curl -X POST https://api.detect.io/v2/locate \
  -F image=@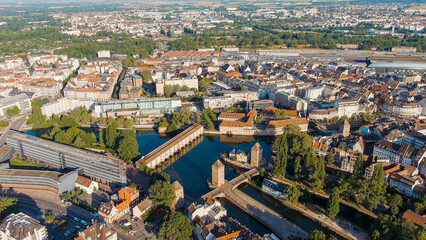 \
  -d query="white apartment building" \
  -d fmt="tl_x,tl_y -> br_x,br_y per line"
223,91 -> 259,105
373,139 -> 400,163
335,99 -> 359,118
0,213 -> 48,240
75,176 -> 99,195
203,96 -> 233,109
305,86 -> 324,99
97,50 -> 111,58
155,78 -> 199,96
41,98 -> 94,118
393,102 -> 422,118
188,198 -> 227,221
